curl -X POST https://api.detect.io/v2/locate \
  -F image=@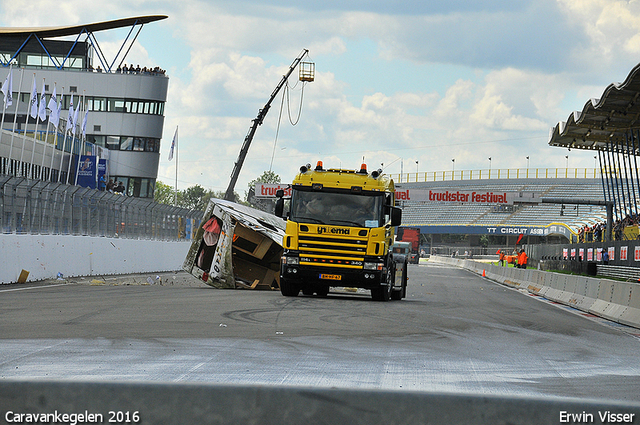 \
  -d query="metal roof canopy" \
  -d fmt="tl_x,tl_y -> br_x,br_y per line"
548,62 -> 640,151
0,15 -> 168,73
